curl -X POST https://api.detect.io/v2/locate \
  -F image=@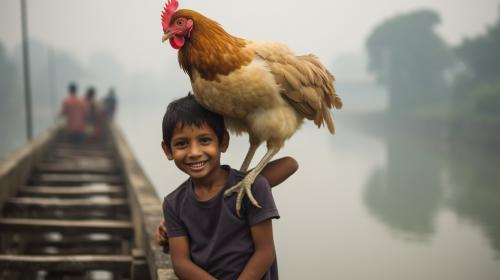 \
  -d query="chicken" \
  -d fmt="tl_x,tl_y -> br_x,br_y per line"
161,0 -> 342,215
